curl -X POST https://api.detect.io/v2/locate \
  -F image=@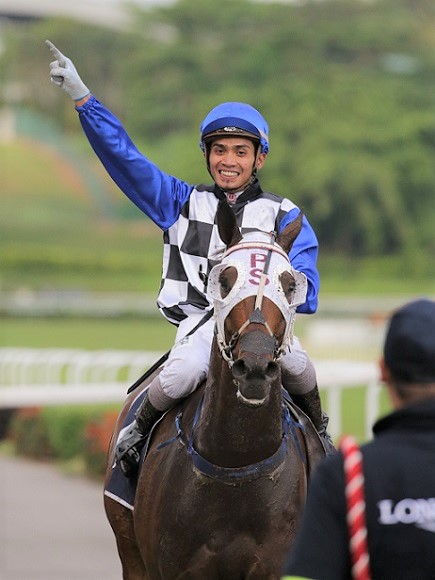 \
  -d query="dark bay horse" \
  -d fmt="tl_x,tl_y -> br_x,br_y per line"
104,201 -> 326,579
